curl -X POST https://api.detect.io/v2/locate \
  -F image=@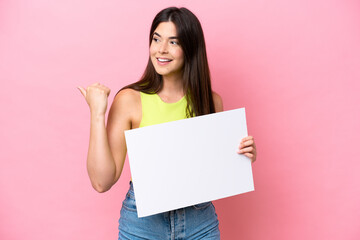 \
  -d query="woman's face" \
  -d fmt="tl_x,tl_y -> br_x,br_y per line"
150,21 -> 184,78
